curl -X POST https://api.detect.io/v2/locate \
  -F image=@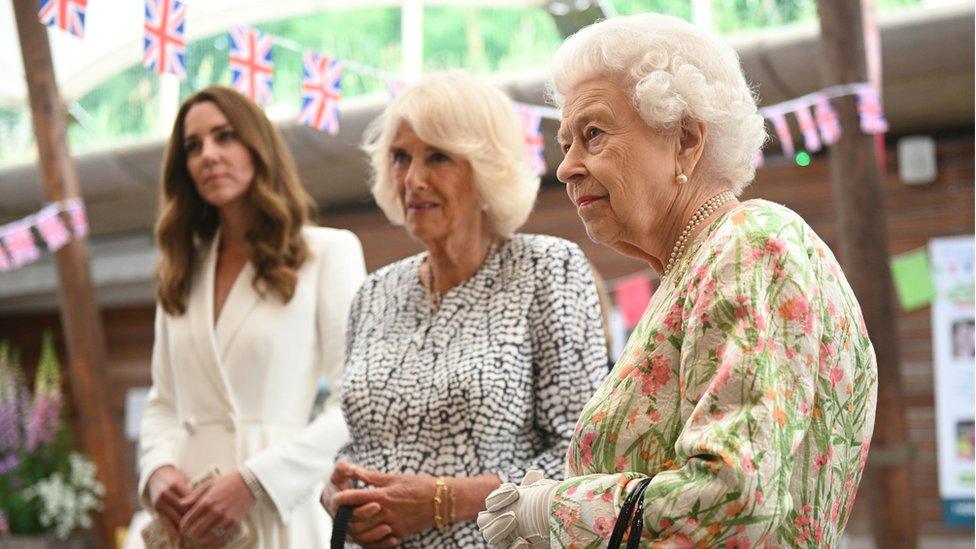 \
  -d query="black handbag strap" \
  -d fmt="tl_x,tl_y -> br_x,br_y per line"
627,486 -> 650,549
330,505 -> 355,549
607,478 -> 652,549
